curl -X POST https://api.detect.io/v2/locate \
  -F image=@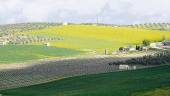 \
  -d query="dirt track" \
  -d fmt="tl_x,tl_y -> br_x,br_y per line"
0,56 -> 147,90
